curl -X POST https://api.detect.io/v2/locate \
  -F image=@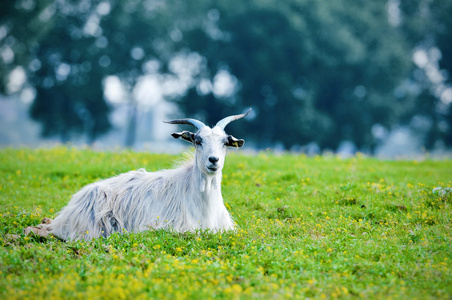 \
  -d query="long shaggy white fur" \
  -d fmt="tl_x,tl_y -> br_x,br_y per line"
25,110 -> 250,241
40,160 -> 233,241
